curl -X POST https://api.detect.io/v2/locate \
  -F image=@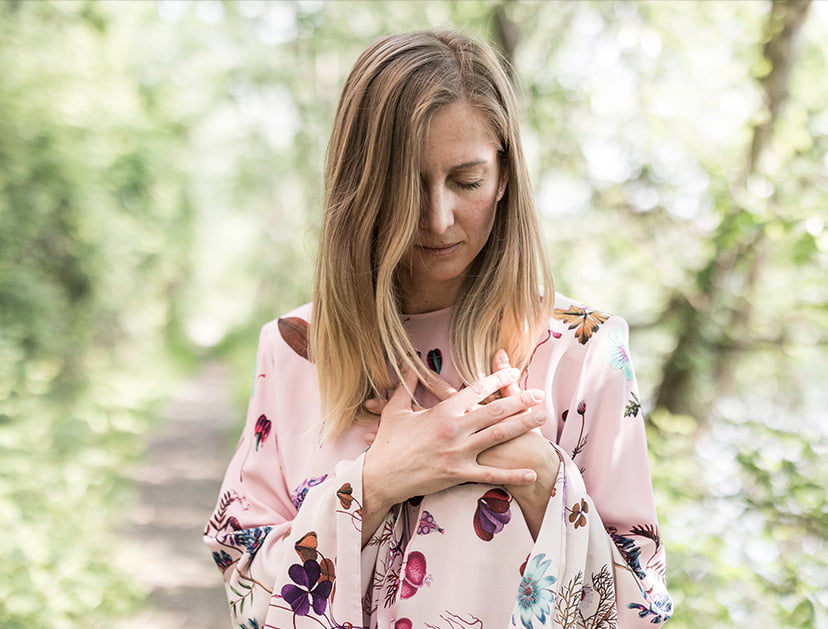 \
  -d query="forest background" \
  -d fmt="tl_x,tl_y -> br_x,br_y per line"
1,0 -> 826,628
